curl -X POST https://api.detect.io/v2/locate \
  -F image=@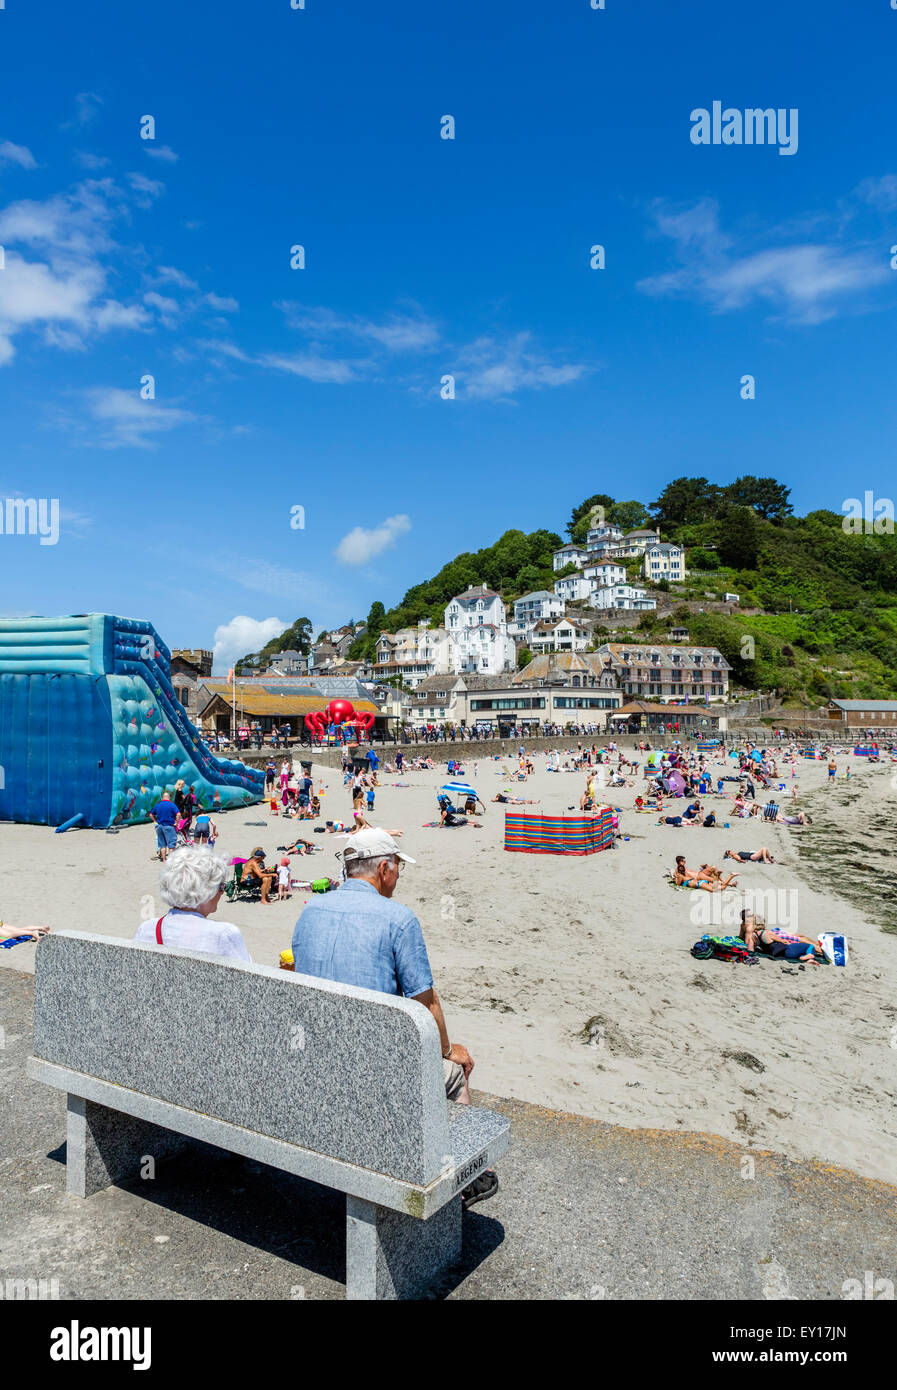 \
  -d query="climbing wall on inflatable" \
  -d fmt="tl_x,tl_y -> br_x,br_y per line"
0,614 -> 264,828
